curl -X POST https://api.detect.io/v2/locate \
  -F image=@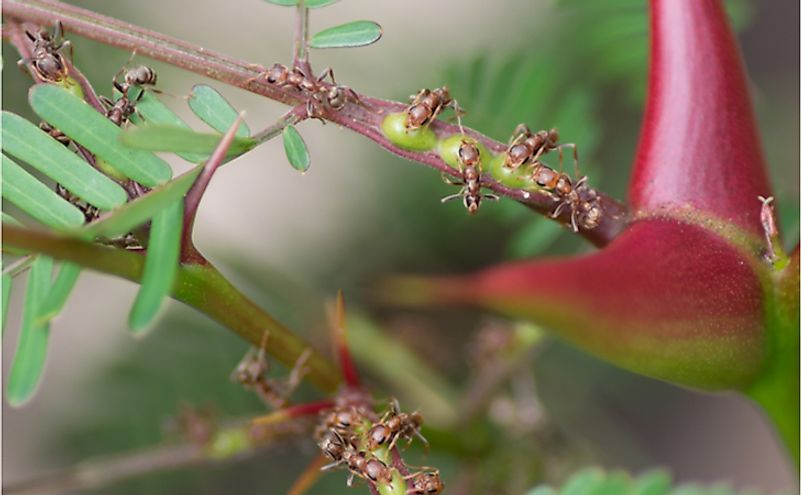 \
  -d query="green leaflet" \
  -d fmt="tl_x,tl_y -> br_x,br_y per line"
310,20 -> 383,49
126,90 -> 207,163
29,84 -> 172,187
7,256 -> 54,407
36,263 -> 81,325
282,124 -> 311,173
1,154 -> 85,230
80,167 -> 201,240
120,125 -> 256,157
1,112 -> 128,210
128,200 -> 184,332
188,85 -> 250,138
